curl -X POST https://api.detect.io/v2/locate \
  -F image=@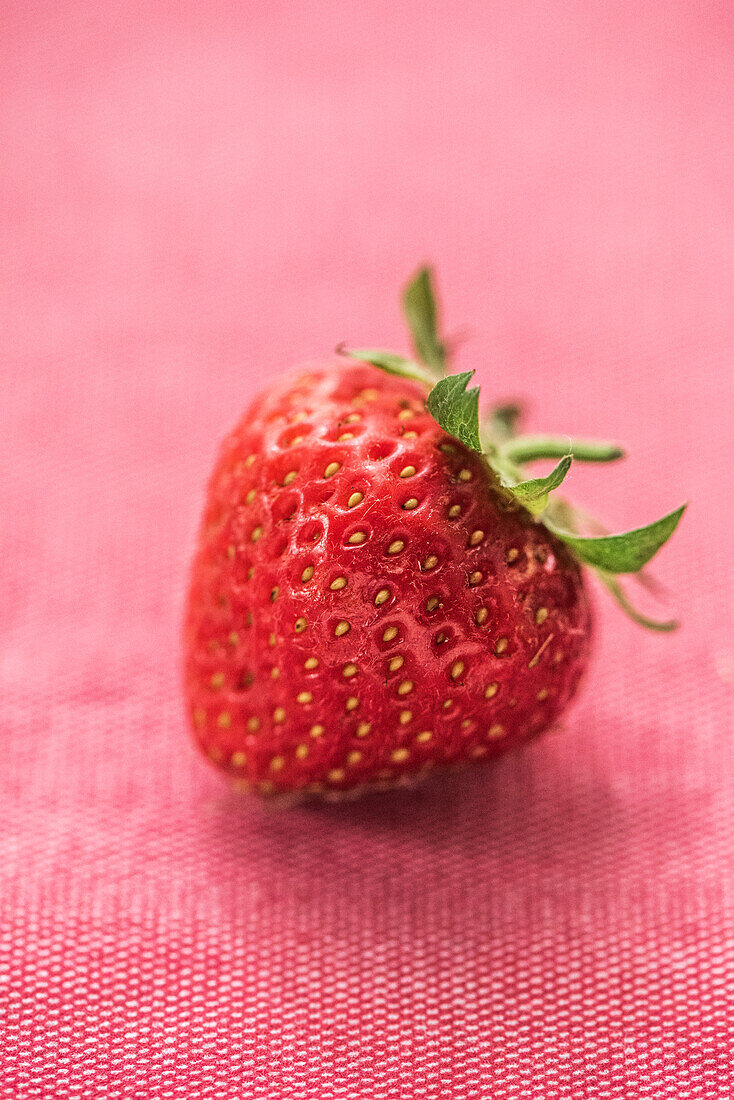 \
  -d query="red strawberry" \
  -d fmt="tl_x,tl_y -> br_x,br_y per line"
183,270 -> 684,798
